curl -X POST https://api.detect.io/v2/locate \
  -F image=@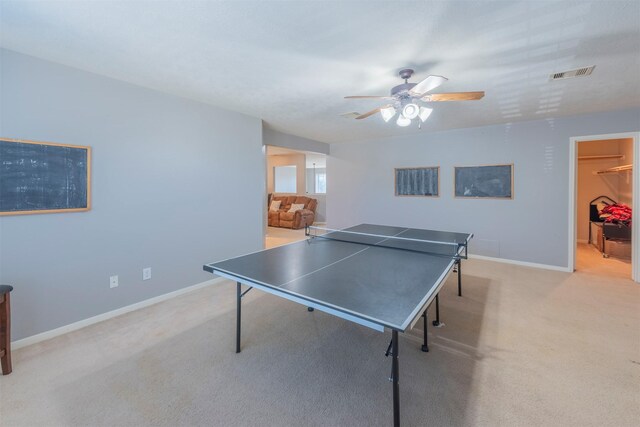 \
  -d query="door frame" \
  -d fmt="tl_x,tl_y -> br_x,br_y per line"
568,132 -> 639,282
